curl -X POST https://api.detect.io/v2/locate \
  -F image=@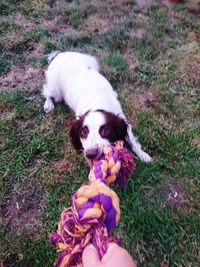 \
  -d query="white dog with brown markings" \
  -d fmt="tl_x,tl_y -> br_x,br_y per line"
43,51 -> 152,162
